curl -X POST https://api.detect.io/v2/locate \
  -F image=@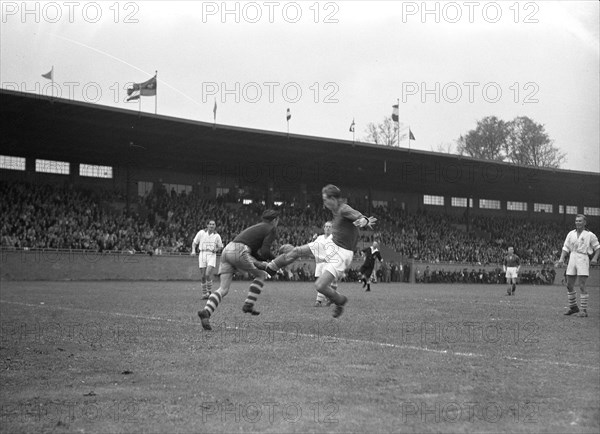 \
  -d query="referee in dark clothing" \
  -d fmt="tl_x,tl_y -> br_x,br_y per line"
359,241 -> 383,292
